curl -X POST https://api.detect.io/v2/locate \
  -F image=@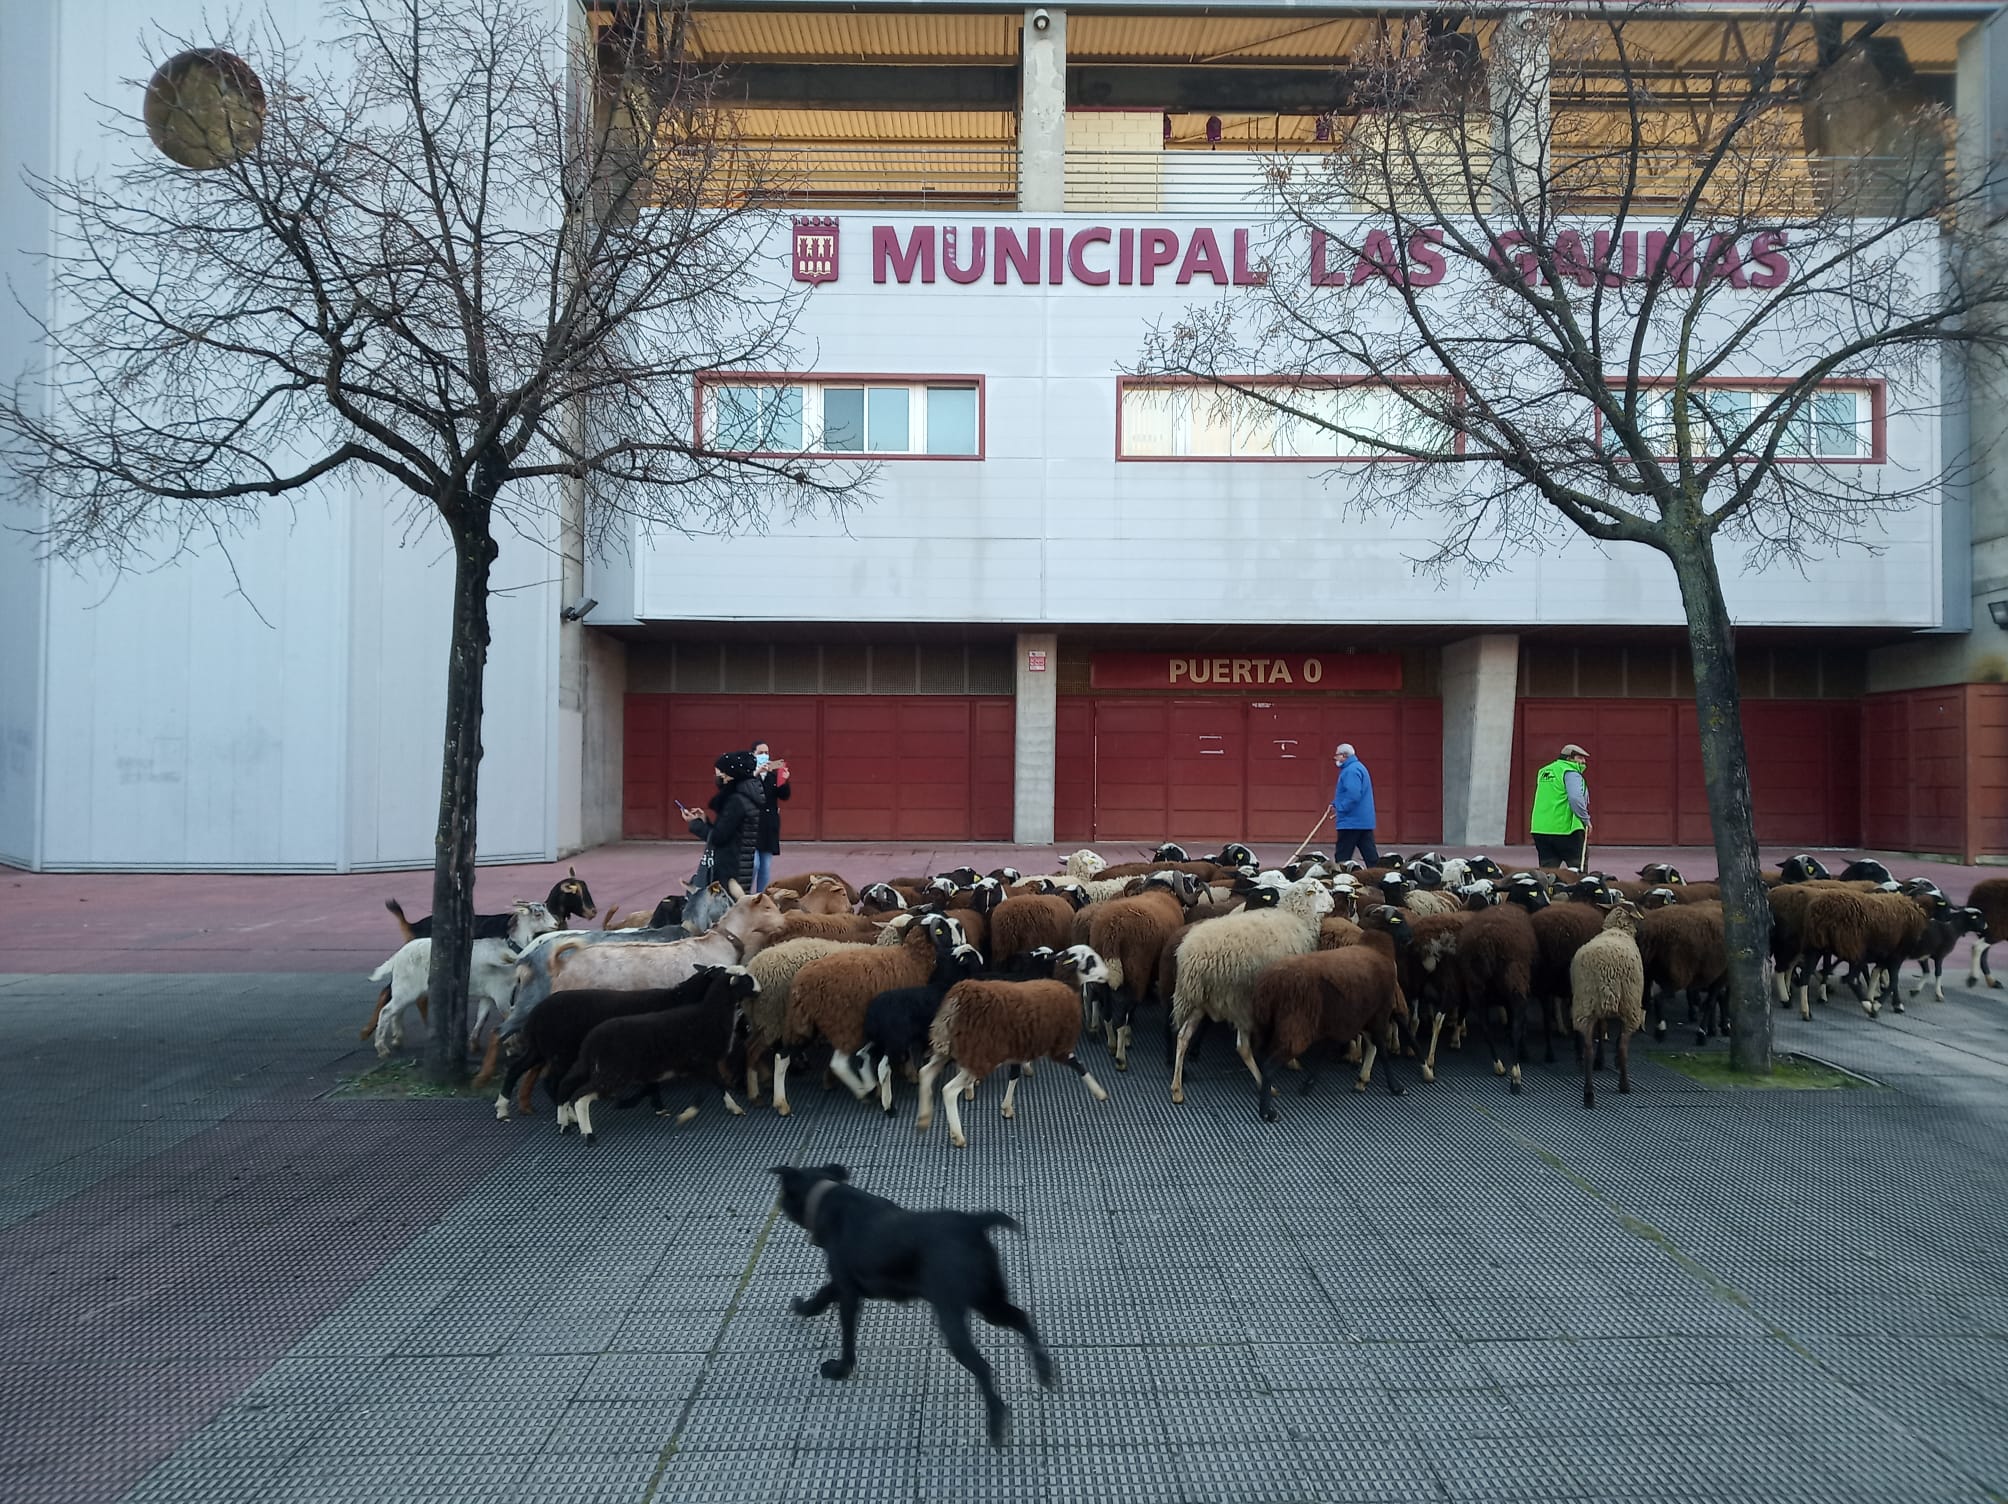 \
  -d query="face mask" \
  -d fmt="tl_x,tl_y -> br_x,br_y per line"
754,752 -> 770,769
